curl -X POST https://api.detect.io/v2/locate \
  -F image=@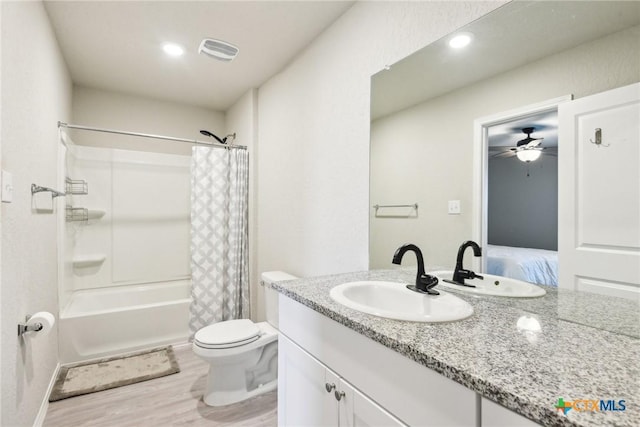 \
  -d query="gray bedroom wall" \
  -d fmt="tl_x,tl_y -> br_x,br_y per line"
487,154 -> 558,251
